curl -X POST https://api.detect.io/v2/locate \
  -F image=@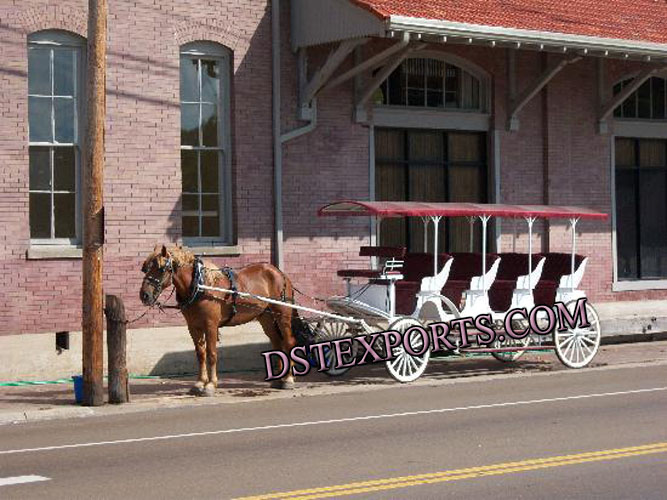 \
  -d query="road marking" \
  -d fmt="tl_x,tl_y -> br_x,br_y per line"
0,386 -> 665,456
235,442 -> 667,500
0,475 -> 50,487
